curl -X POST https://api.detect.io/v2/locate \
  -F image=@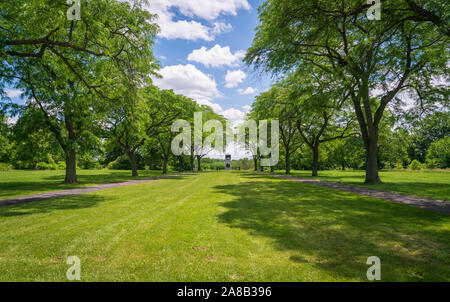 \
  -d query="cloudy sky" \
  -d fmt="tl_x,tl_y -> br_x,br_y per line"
148,0 -> 272,123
